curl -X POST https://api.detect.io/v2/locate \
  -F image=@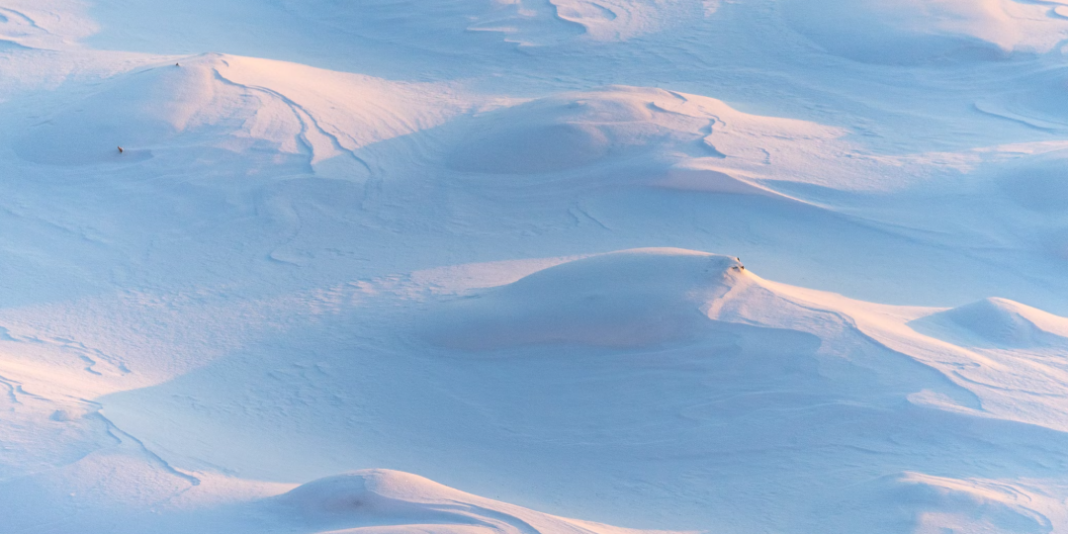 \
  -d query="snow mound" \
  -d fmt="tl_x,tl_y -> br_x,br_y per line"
278,469 -> 677,534
923,297 -> 1068,348
782,0 -> 1068,64
14,54 -> 293,167
13,53 -> 463,171
447,88 -> 709,175
424,248 -> 747,350
446,86 -> 841,185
